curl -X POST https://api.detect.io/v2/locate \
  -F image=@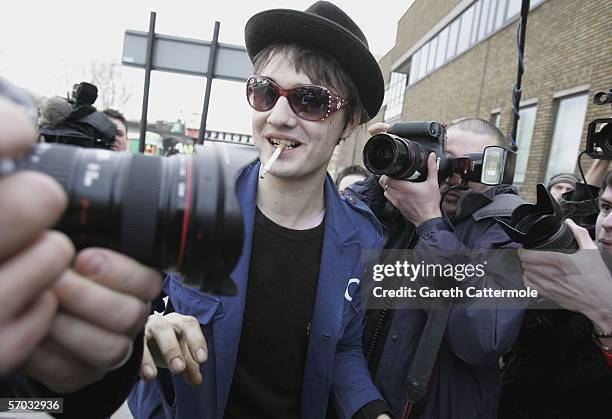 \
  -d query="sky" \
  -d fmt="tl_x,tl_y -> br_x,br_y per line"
0,0 -> 414,135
